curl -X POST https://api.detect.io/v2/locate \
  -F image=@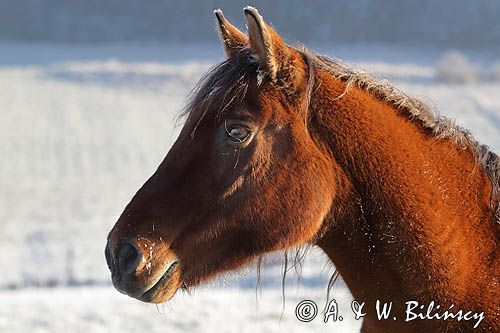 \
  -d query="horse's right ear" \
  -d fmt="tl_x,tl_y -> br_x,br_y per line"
214,9 -> 247,58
